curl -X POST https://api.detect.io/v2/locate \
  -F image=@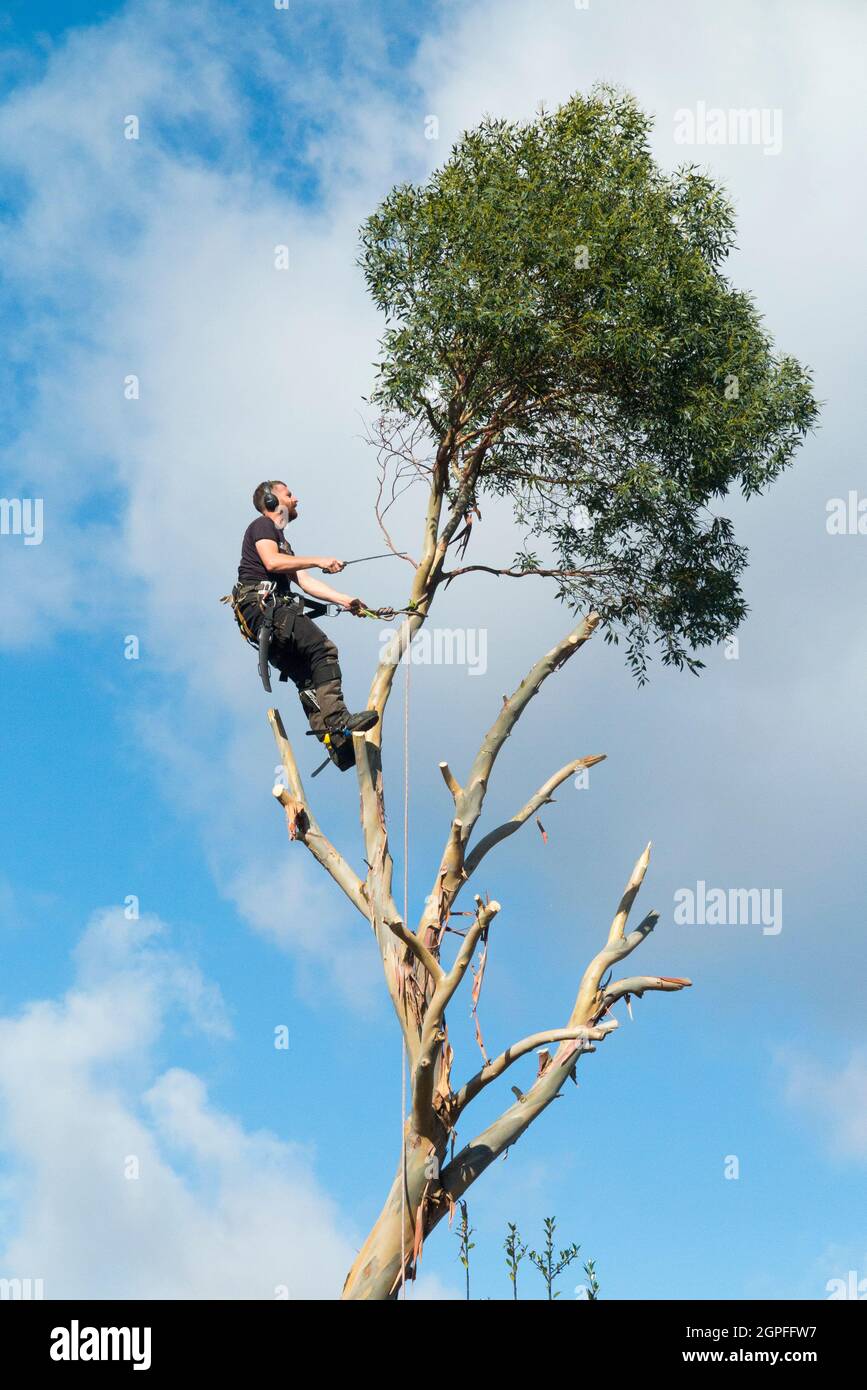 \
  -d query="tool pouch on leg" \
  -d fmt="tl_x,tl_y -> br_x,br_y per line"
298,683 -> 327,738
